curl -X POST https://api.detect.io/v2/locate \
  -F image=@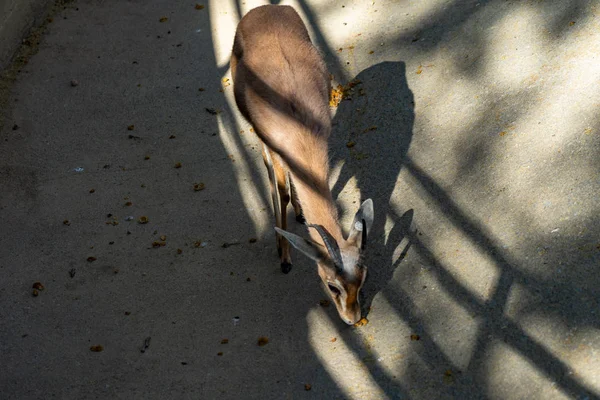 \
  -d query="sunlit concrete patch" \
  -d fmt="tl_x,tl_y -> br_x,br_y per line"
209,0 -> 239,68
400,166 -> 502,305
485,339 -> 572,400
399,258 -> 481,371
307,307 -> 392,399
482,4 -> 546,88
216,114 -> 269,237
518,312 -> 600,395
